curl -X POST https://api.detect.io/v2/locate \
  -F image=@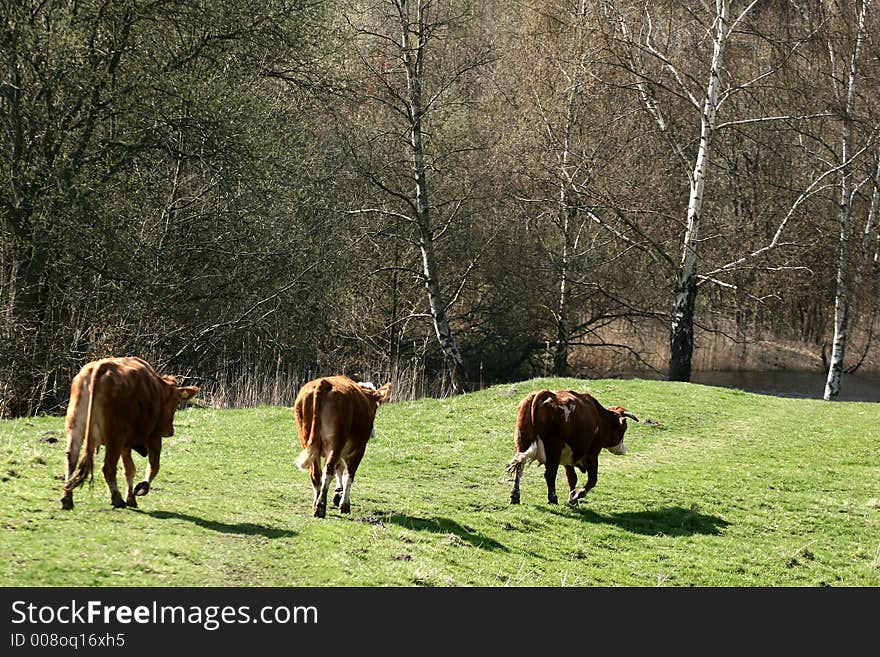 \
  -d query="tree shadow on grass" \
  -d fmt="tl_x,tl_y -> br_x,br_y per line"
538,505 -> 730,537
144,510 -> 296,539
382,513 -> 508,552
